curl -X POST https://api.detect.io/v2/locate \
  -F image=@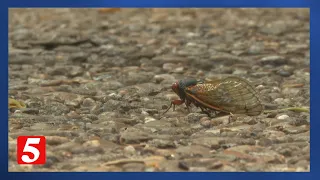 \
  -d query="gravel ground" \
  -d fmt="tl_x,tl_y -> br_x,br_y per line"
8,8 -> 310,172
